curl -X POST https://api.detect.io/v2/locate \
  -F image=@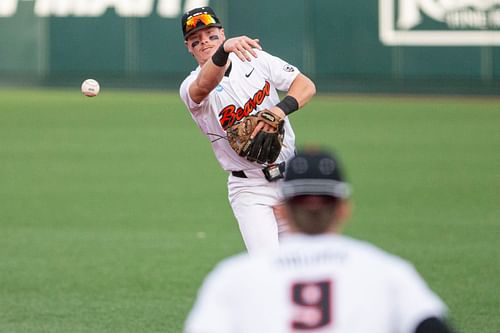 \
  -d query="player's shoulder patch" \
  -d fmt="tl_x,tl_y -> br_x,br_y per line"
282,64 -> 296,72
